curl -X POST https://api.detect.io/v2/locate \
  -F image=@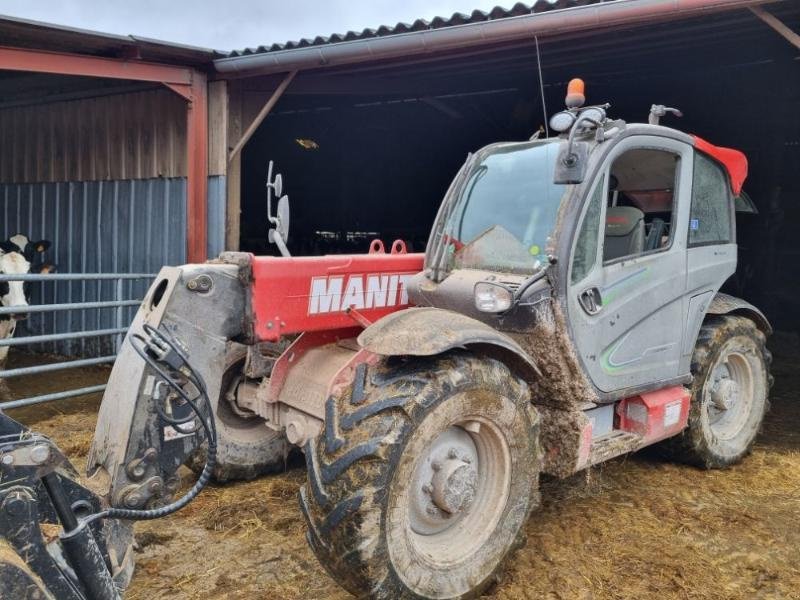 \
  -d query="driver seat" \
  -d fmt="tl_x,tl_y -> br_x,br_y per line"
604,206 -> 645,261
